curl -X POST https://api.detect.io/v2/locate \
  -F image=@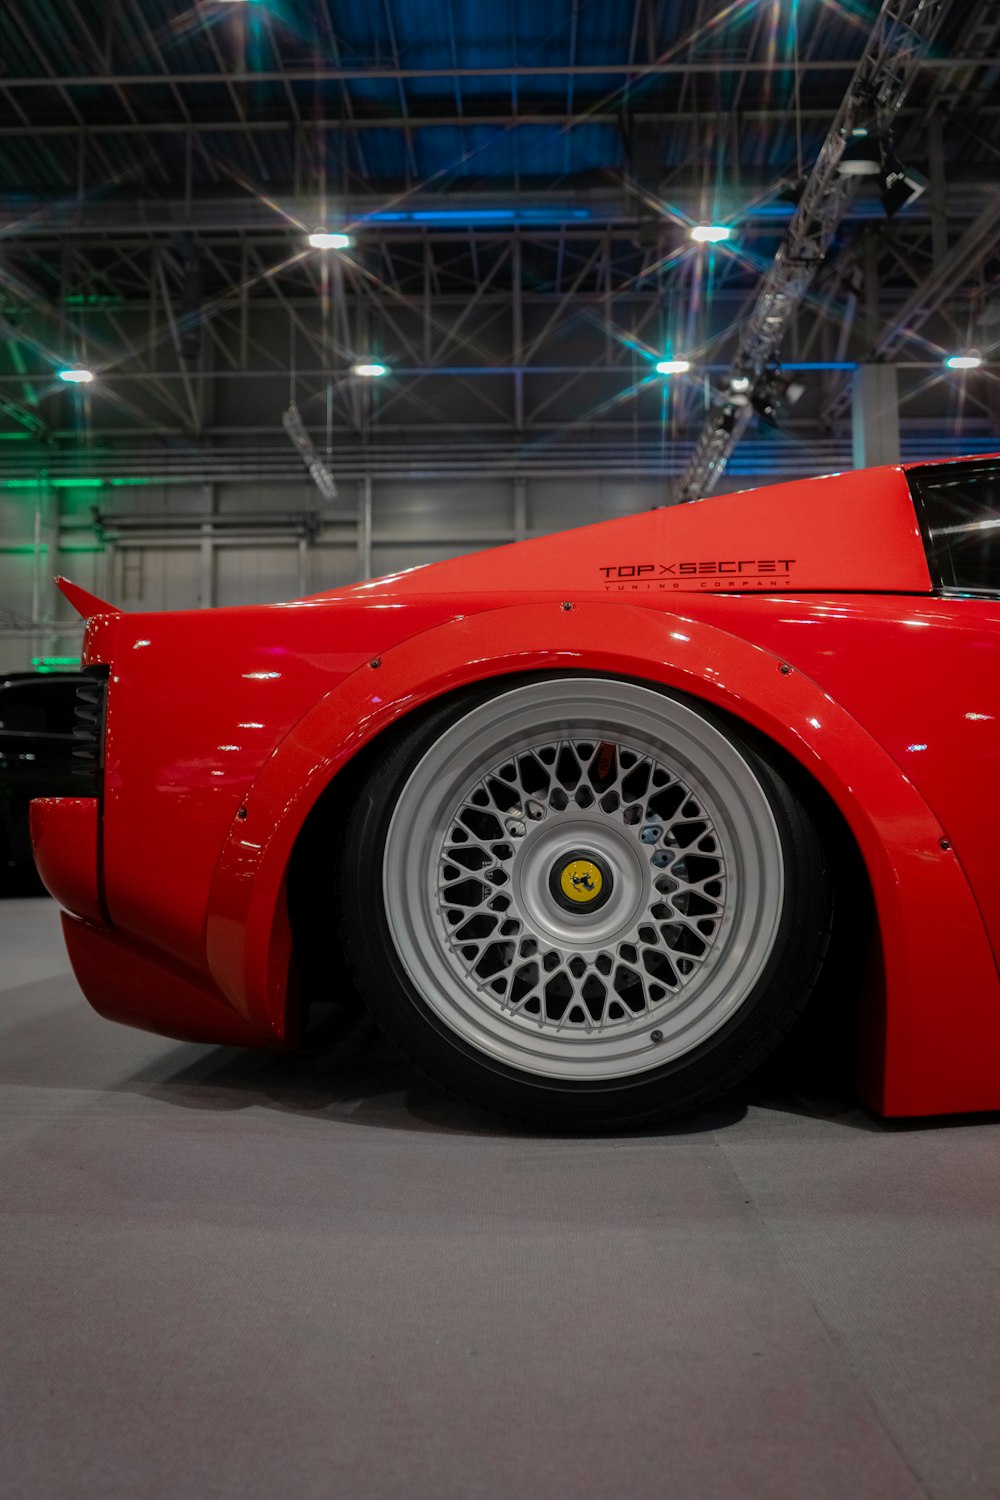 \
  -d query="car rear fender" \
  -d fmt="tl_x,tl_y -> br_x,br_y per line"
205,599 -> 1000,1117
